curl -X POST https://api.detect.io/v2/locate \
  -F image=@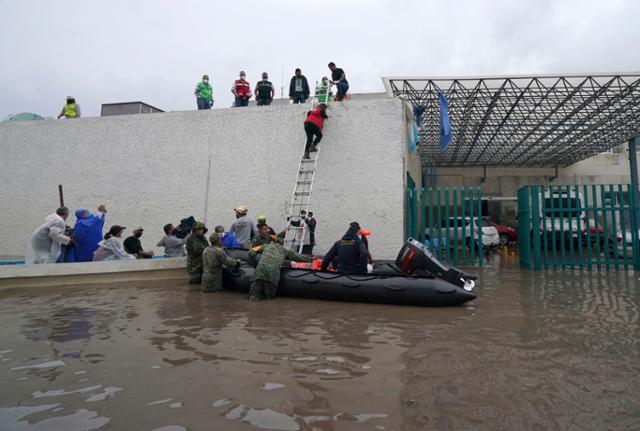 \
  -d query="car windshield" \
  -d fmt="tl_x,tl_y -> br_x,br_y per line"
543,196 -> 581,217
